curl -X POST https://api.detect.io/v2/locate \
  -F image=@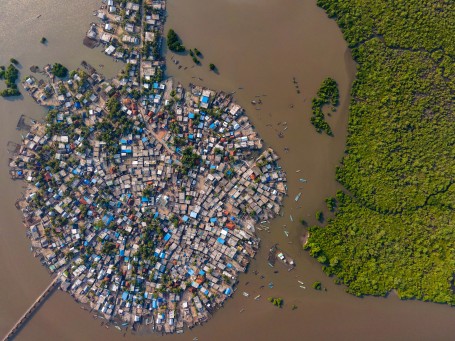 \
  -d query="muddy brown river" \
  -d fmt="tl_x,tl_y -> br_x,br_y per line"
1,0 -> 455,340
